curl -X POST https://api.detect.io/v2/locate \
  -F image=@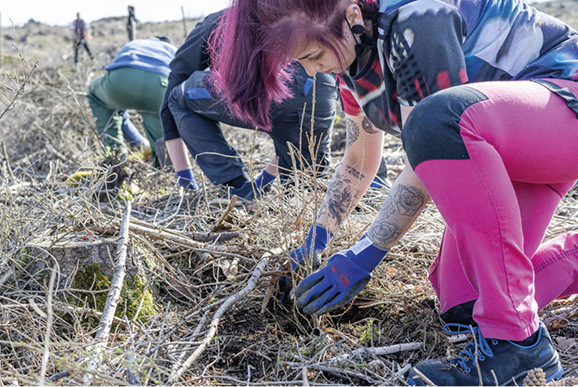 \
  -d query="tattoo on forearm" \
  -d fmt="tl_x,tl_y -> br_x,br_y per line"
381,200 -> 396,218
368,183 -> 425,248
369,217 -> 401,246
319,165 -> 365,225
361,116 -> 379,134
345,117 -> 360,148
369,201 -> 399,245
394,185 -> 425,217
344,164 -> 363,180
